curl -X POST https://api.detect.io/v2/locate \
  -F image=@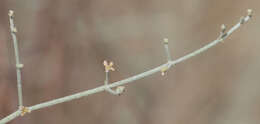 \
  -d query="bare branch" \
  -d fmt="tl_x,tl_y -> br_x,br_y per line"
170,11 -> 251,66
8,10 -> 24,107
0,9 -> 253,124
28,9 -> 252,112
